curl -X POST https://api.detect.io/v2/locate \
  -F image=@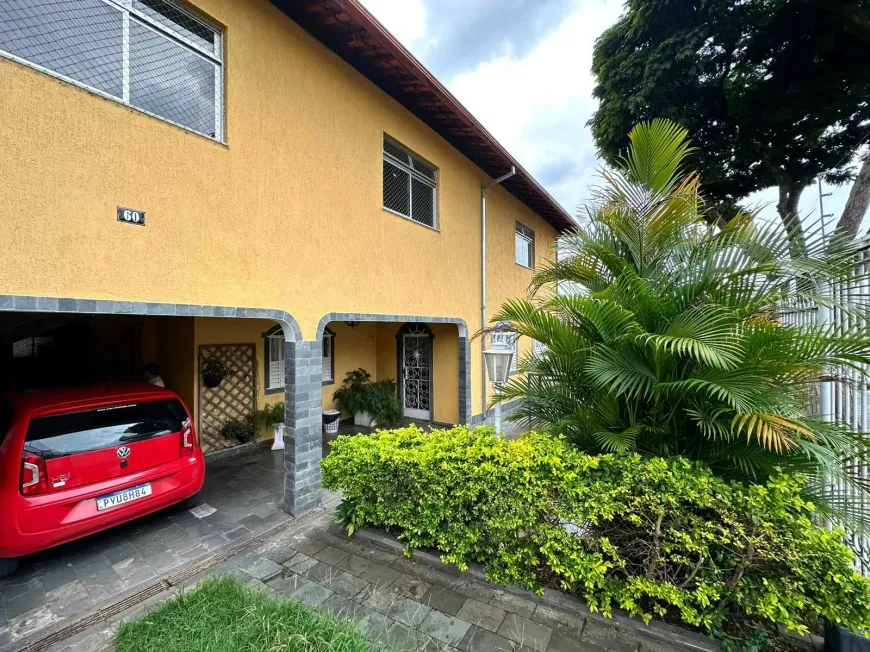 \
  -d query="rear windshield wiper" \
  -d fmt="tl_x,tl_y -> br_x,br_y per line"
119,429 -> 171,442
